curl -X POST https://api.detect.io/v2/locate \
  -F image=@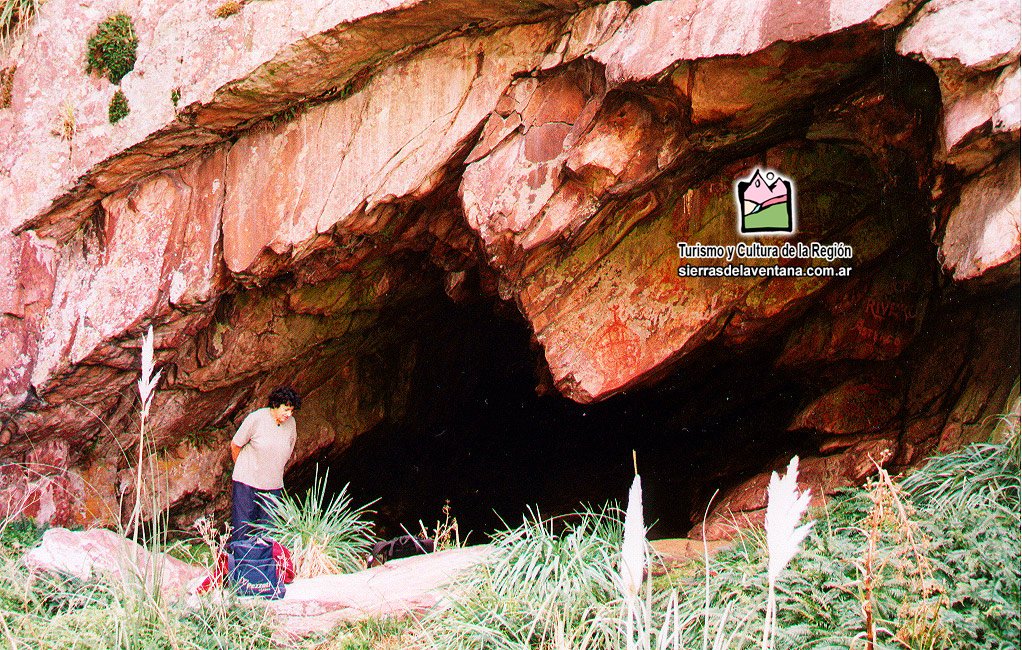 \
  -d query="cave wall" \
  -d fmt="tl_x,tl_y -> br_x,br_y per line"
0,0 -> 1018,534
